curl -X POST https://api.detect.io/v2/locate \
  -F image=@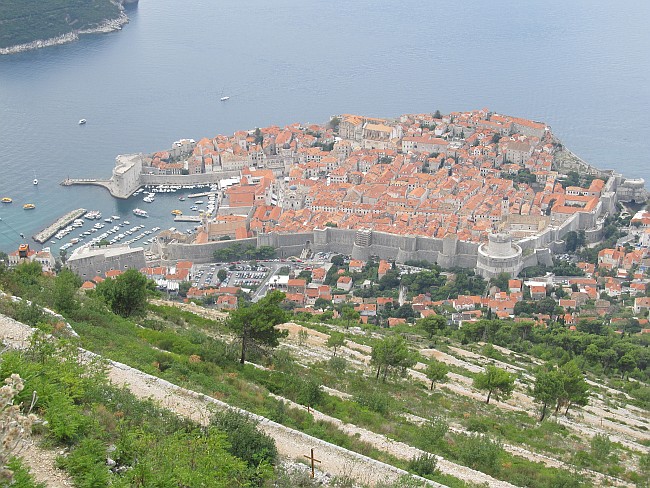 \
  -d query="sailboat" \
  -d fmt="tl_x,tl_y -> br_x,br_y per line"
219,88 -> 230,101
